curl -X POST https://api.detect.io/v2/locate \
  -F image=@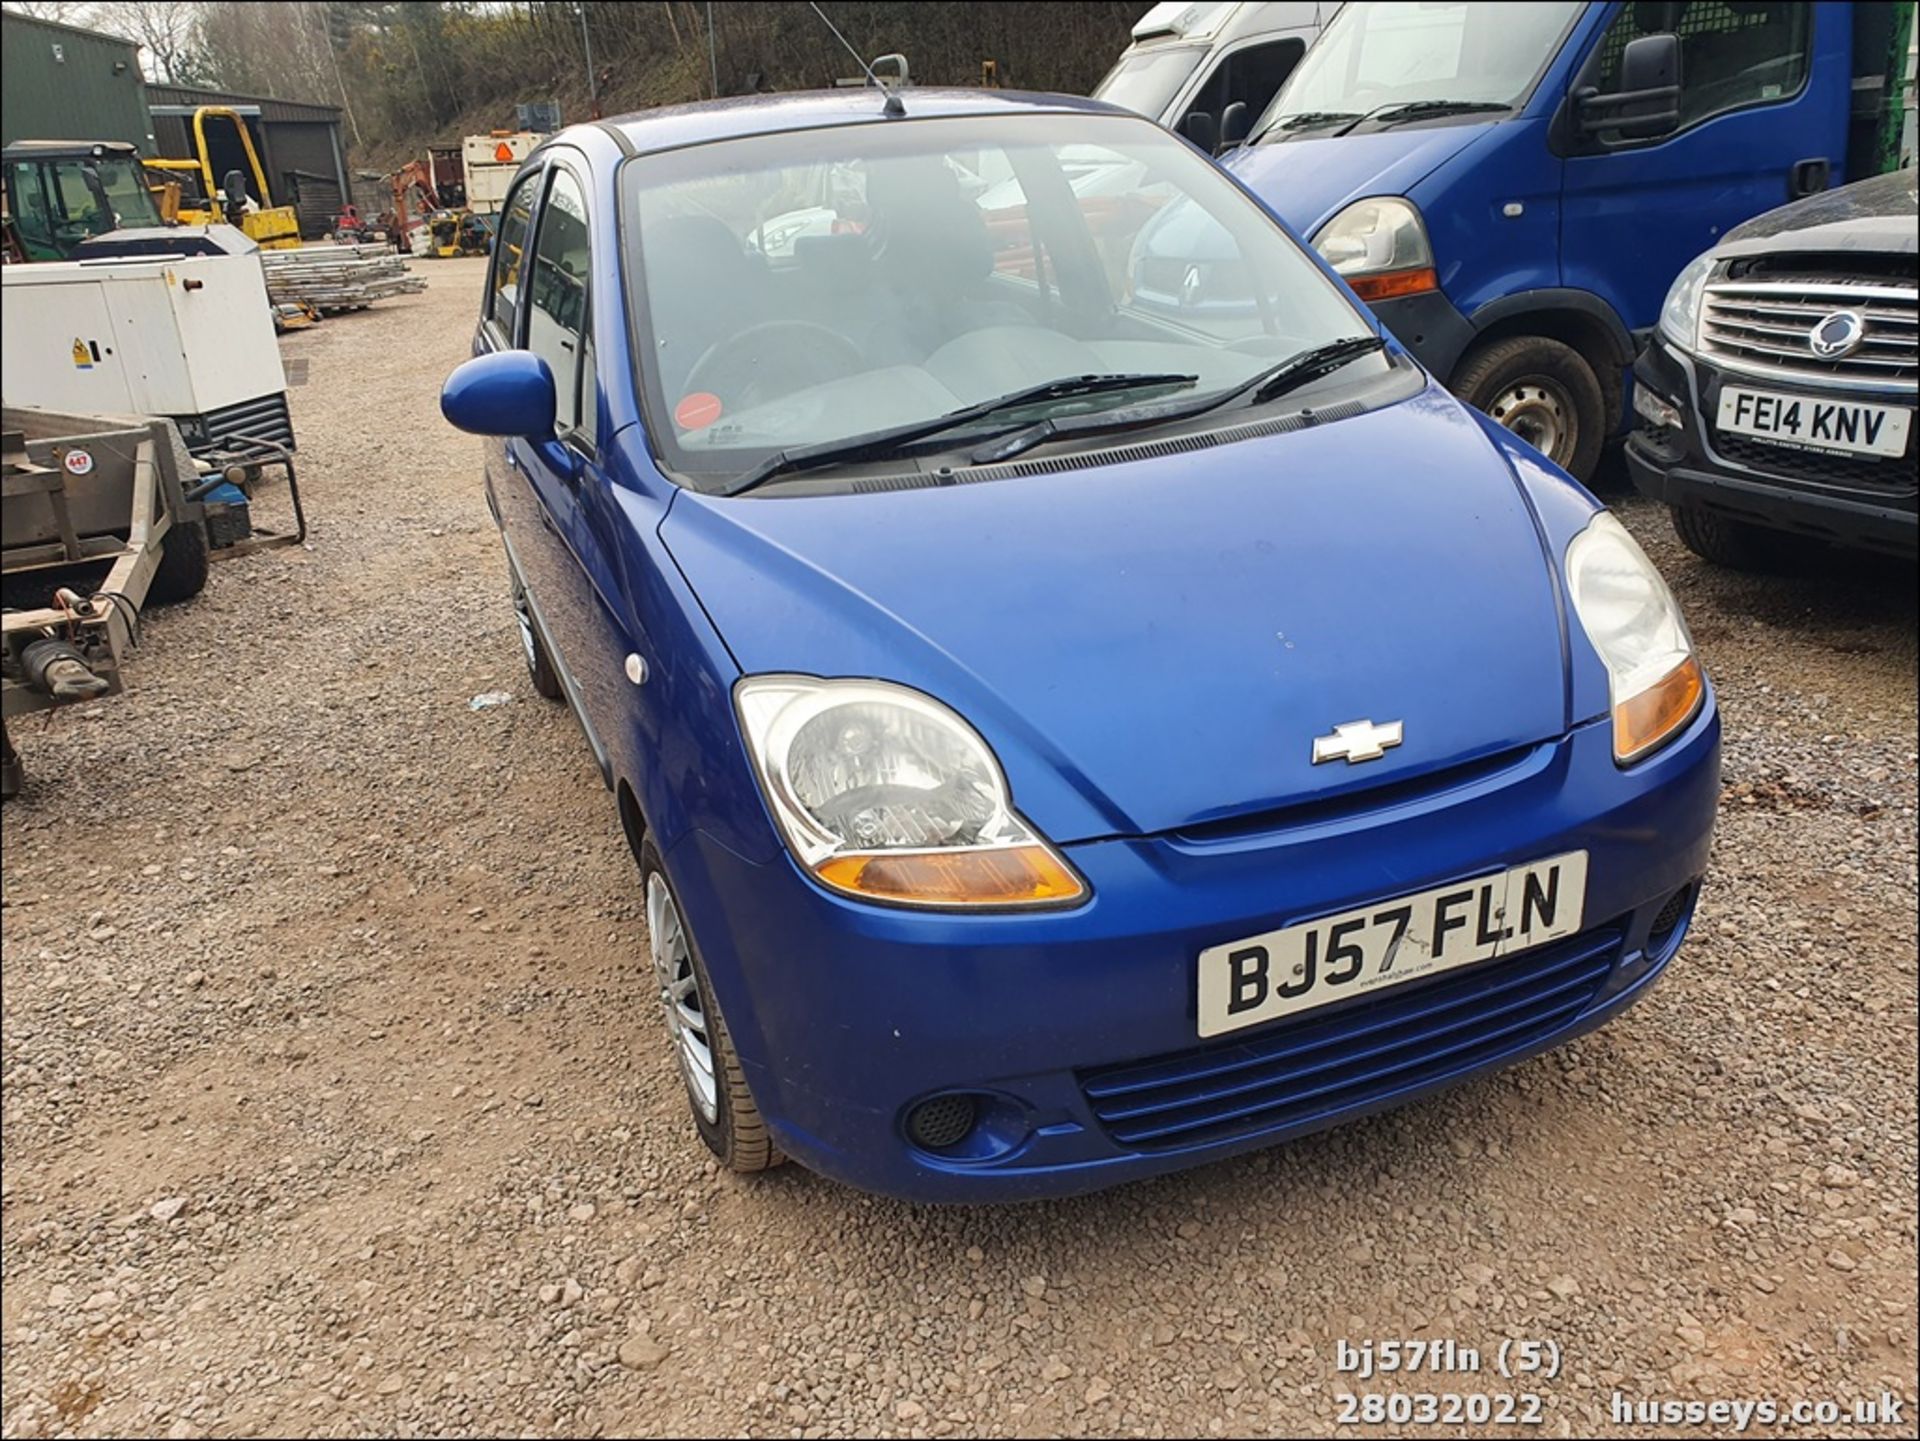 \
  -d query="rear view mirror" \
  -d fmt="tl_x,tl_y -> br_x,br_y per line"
1219,102 -> 1251,151
1576,32 -> 1682,140
1180,110 -> 1217,155
441,350 -> 557,440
